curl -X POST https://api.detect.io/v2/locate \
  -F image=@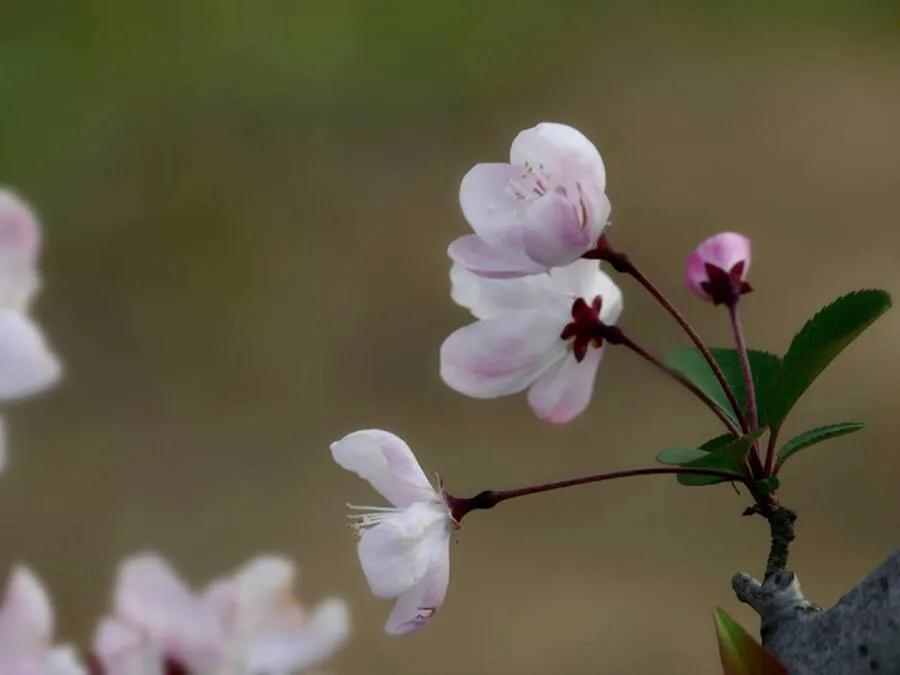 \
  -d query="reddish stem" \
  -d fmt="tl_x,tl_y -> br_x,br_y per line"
446,466 -> 747,523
